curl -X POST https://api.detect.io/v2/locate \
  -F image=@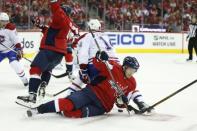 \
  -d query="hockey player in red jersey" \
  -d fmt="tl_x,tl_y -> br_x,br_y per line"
0,12 -> 28,86
17,0 -> 79,103
26,52 -> 153,118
